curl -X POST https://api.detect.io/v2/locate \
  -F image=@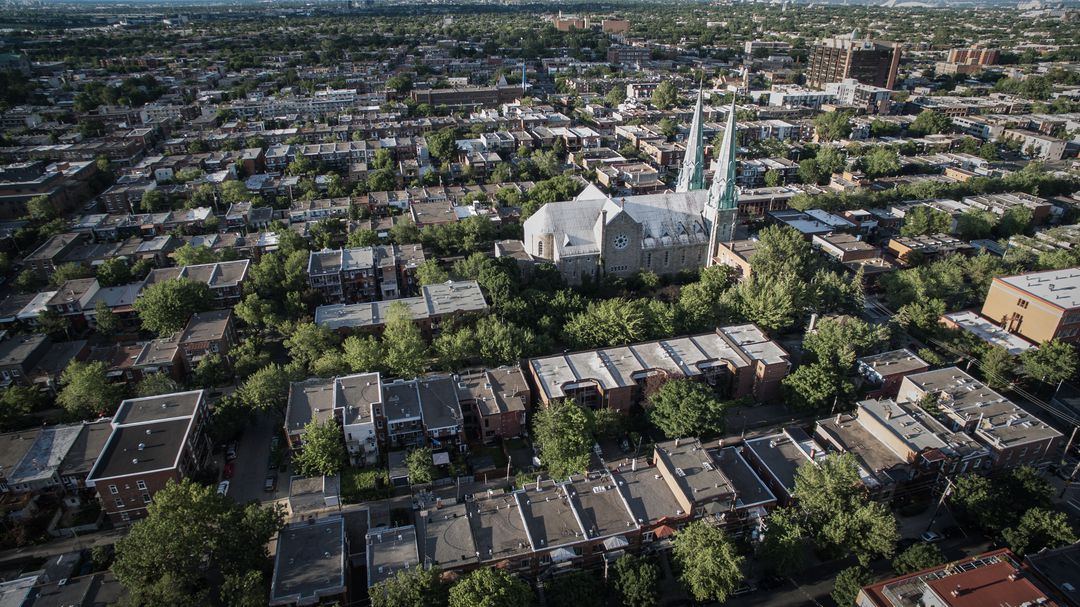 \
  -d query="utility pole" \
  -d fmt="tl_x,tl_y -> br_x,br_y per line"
925,475 -> 955,534
1062,425 -> 1078,467
1059,459 -> 1080,499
